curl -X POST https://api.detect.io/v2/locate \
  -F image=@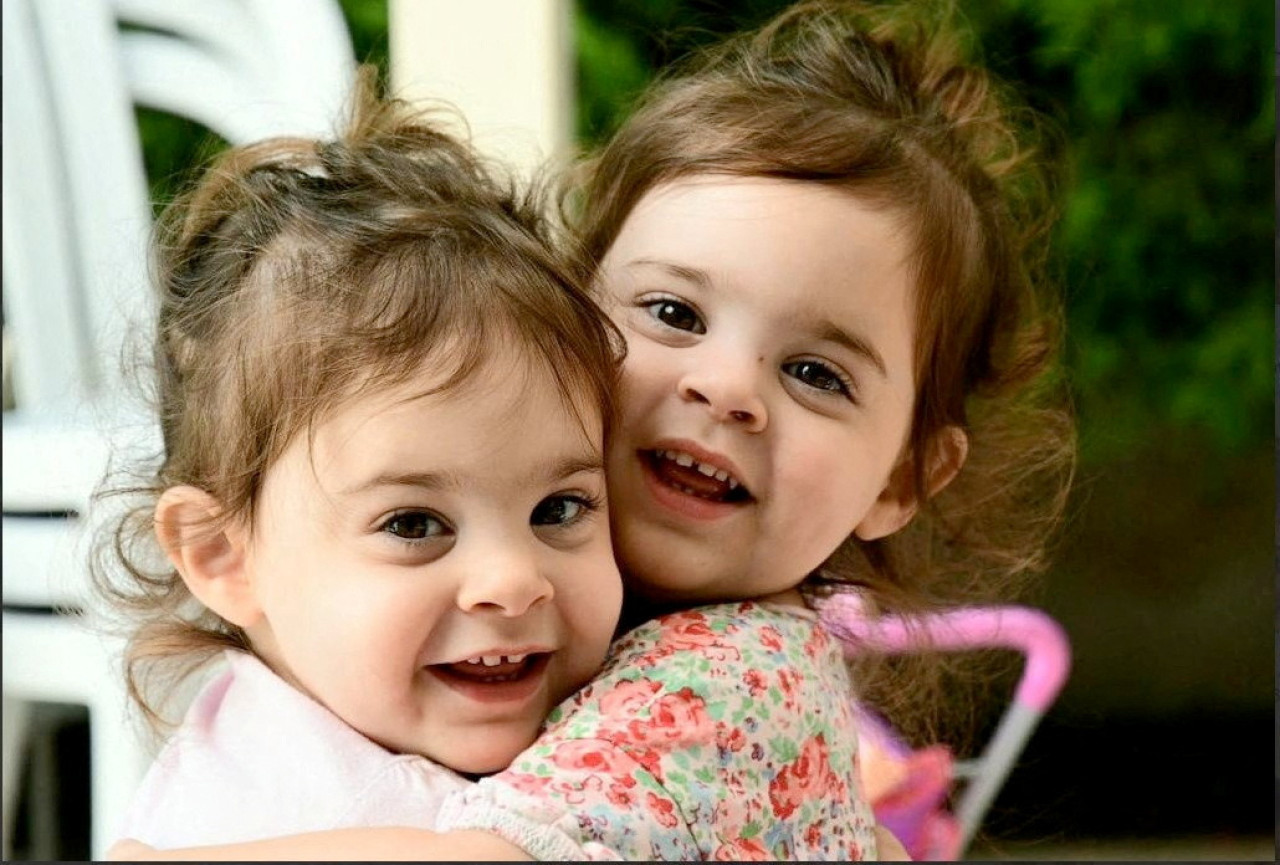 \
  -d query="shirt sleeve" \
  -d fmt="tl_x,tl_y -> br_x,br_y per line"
435,727 -> 705,859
